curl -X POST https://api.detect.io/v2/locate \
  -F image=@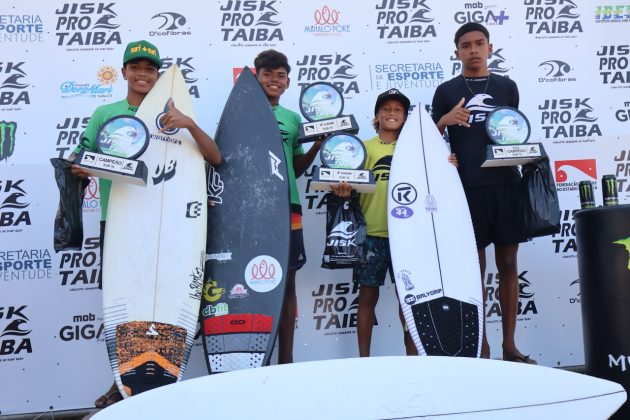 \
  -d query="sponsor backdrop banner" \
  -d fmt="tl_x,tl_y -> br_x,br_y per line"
1,0 -> 628,415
